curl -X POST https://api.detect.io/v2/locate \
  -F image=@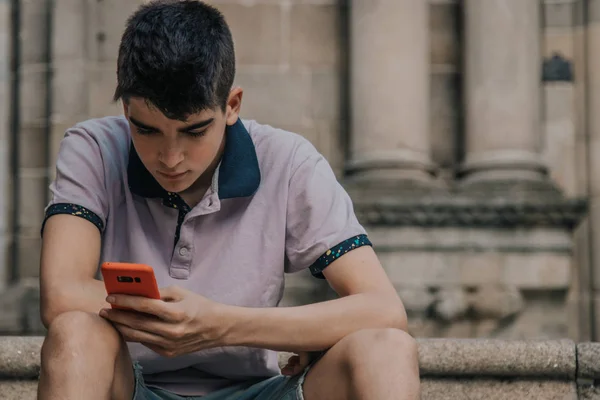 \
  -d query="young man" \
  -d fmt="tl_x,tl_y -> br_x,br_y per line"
37,1 -> 420,399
